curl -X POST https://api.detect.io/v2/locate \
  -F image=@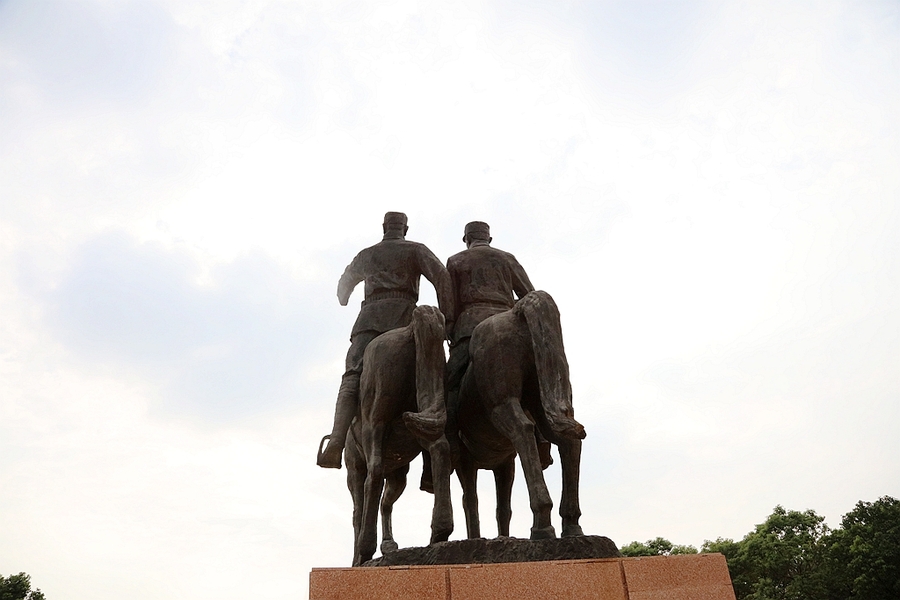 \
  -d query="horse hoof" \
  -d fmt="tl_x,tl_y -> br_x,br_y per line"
562,524 -> 584,537
430,523 -> 453,544
530,525 -> 557,540
430,529 -> 452,544
381,539 -> 399,554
